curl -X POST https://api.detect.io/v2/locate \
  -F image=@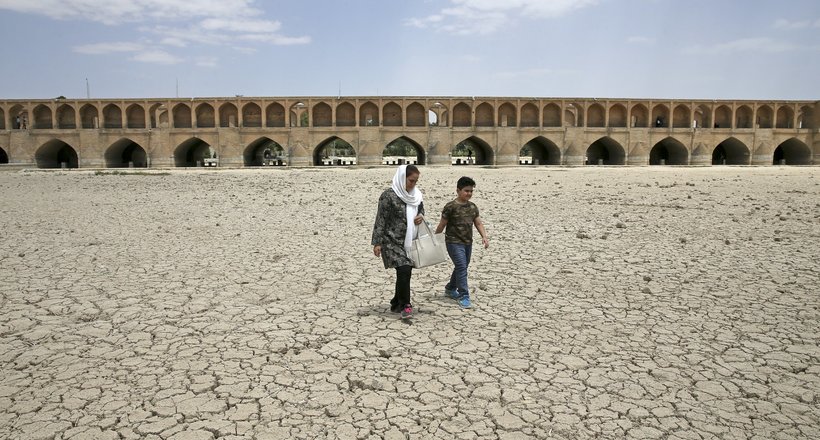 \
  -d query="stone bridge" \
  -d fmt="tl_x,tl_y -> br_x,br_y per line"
1,97 -> 818,168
